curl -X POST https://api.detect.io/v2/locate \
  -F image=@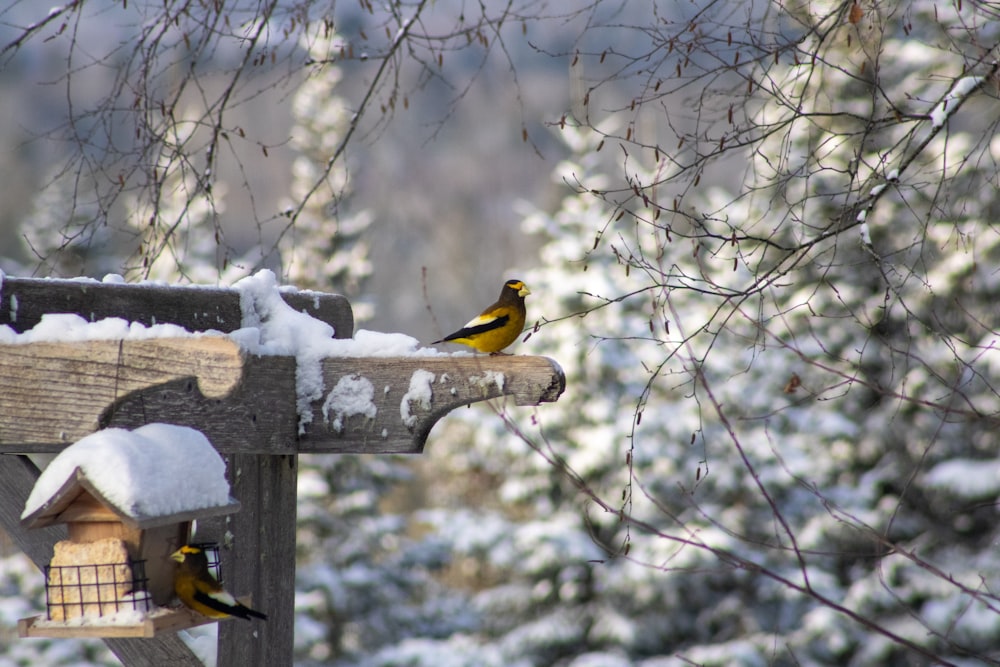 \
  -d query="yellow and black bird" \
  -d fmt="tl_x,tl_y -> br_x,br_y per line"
433,279 -> 531,354
170,545 -> 267,621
